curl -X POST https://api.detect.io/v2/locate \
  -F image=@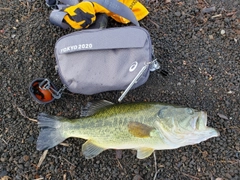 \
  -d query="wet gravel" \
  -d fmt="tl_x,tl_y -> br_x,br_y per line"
0,0 -> 240,179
